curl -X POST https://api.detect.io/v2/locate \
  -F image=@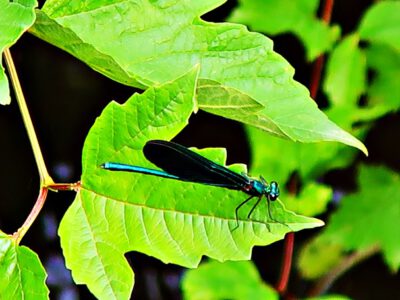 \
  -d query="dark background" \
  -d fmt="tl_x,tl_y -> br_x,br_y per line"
1,0 -> 399,299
